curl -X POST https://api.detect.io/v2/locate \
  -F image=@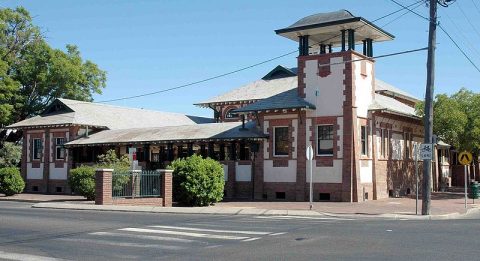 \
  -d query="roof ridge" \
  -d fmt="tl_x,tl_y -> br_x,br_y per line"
58,98 -> 191,116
